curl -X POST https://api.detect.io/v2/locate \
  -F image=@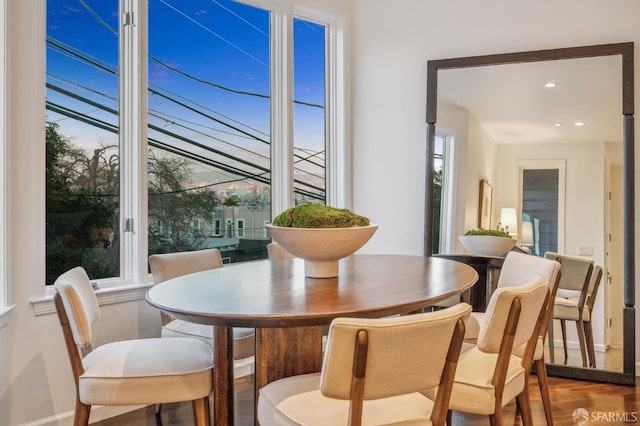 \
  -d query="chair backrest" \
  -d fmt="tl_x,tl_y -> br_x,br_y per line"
585,265 -> 603,313
149,248 -> 224,284
54,266 -> 100,348
544,251 -> 593,295
320,303 -> 471,401
266,242 -> 296,260
477,275 -> 549,354
495,252 -> 561,357
497,251 -> 560,290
